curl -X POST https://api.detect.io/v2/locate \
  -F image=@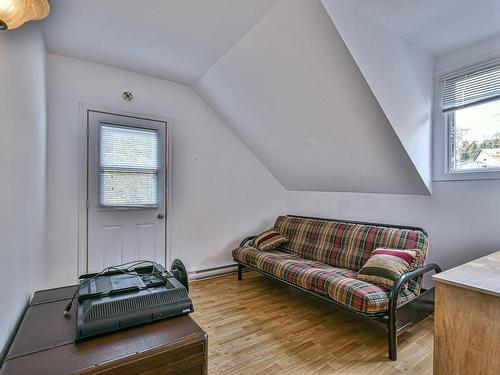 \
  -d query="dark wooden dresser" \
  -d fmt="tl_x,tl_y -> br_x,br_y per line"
0,286 -> 207,375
